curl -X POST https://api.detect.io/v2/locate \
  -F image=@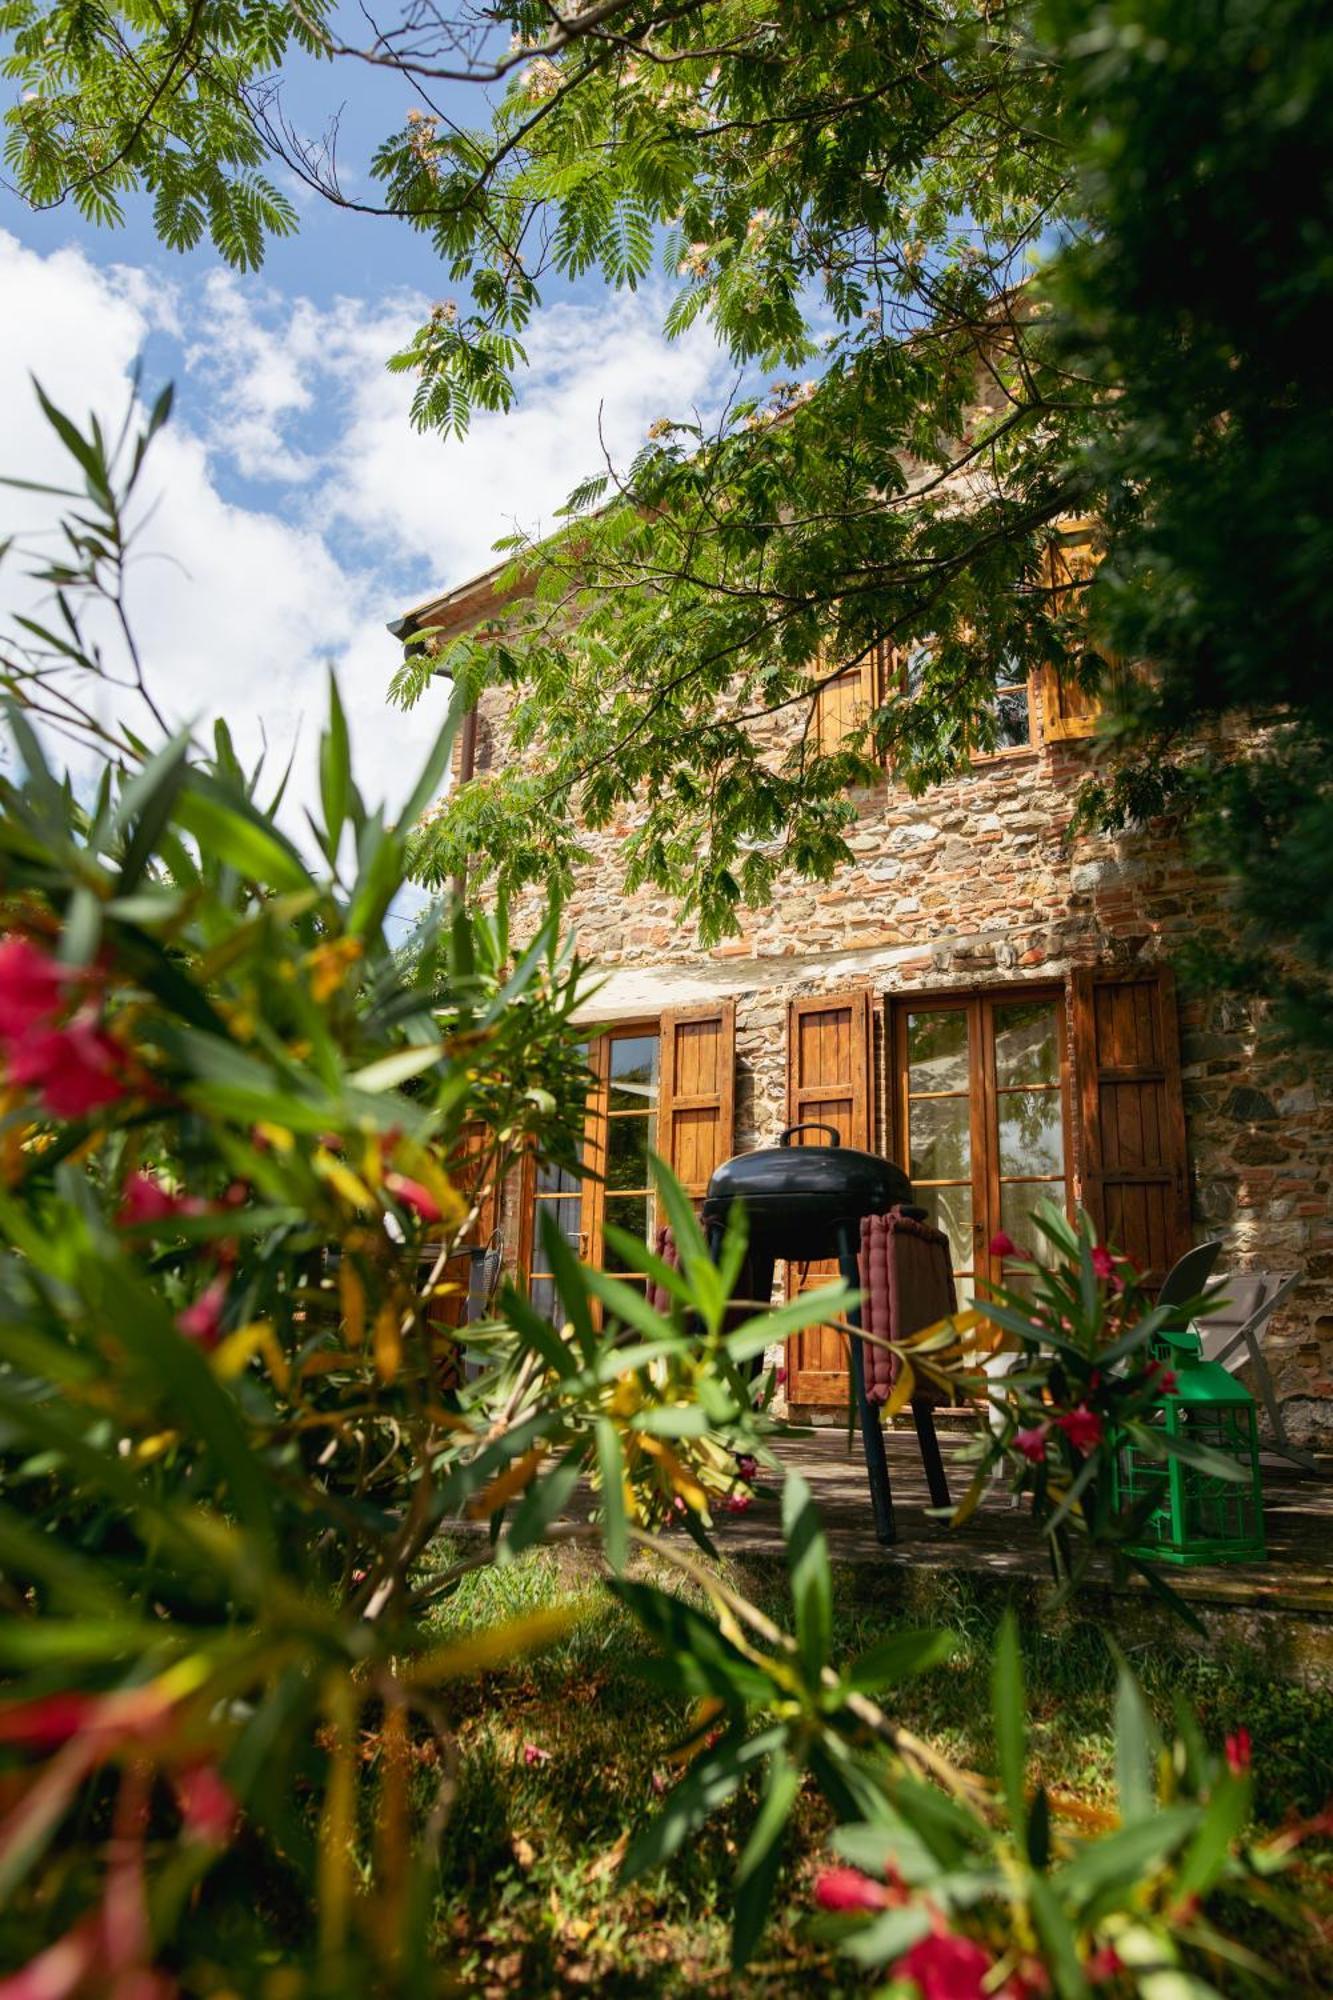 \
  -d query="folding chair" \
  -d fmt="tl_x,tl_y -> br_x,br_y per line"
1195,1271 -> 1318,1473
